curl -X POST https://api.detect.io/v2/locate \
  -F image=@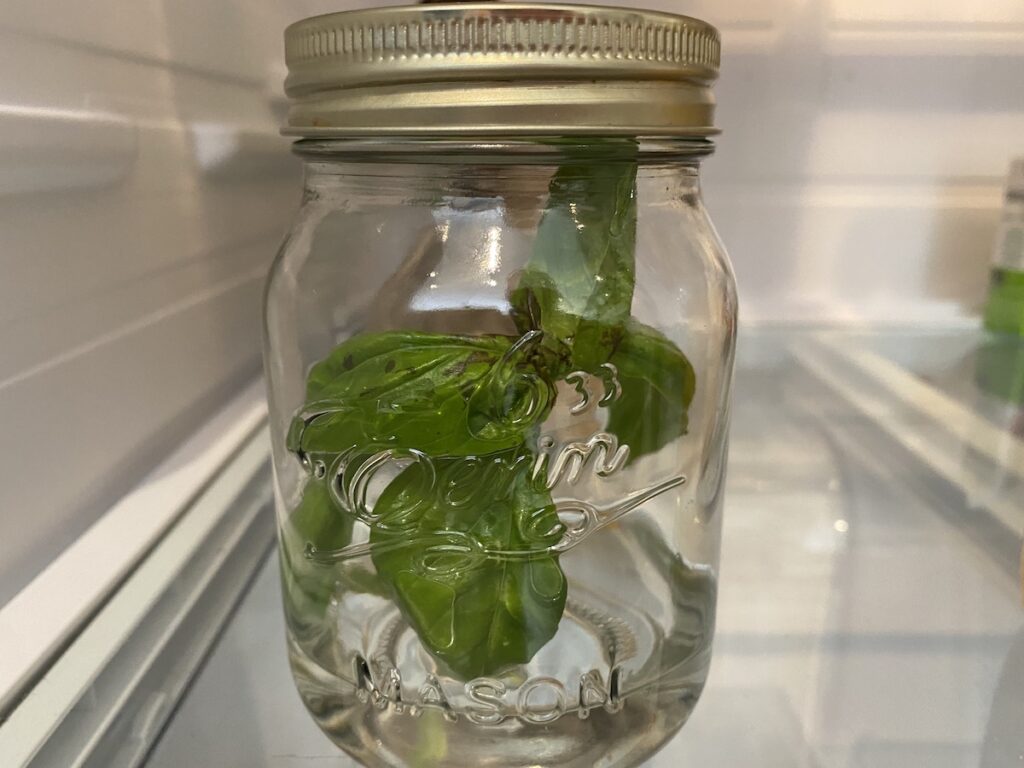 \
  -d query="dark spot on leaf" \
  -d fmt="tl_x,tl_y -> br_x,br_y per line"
443,360 -> 469,378
343,354 -> 354,370
385,359 -> 396,373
